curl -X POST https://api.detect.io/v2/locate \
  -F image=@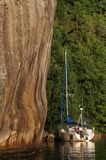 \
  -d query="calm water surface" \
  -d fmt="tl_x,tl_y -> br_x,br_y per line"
4,138 -> 106,160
